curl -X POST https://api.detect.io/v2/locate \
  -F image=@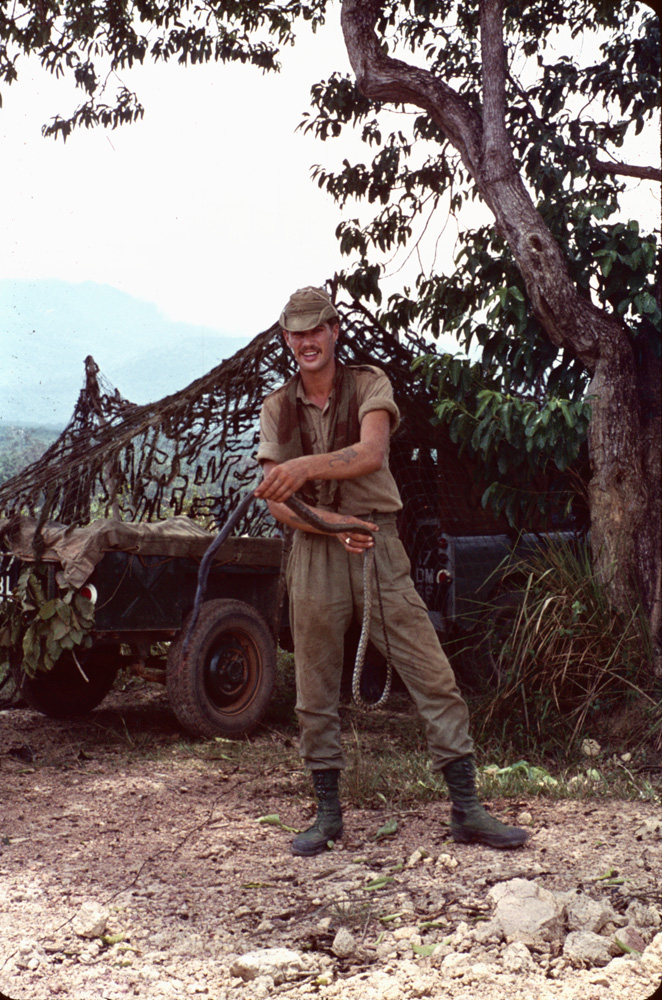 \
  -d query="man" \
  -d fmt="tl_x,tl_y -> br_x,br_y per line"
254,286 -> 527,856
